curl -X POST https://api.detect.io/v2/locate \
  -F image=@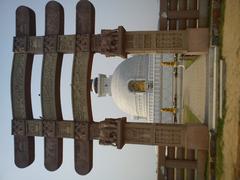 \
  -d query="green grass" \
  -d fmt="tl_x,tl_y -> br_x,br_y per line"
184,60 -> 195,69
205,155 -> 210,180
219,0 -> 226,56
216,117 -> 225,179
215,0 -> 226,179
183,105 -> 201,124
215,72 -> 226,179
